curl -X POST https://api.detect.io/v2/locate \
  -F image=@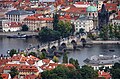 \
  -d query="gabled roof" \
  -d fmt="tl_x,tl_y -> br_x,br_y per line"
6,10 -> 34,15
